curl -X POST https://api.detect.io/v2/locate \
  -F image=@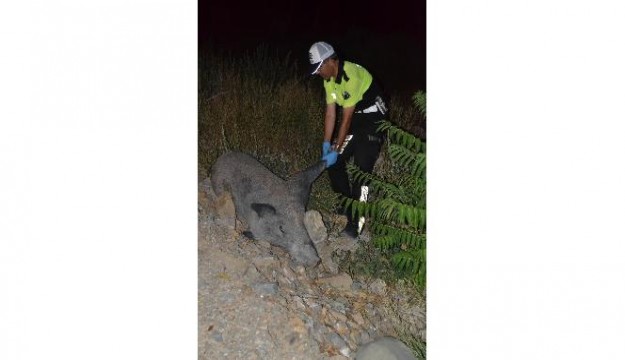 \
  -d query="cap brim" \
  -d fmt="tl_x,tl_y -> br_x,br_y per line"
309,61 -> 323,75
